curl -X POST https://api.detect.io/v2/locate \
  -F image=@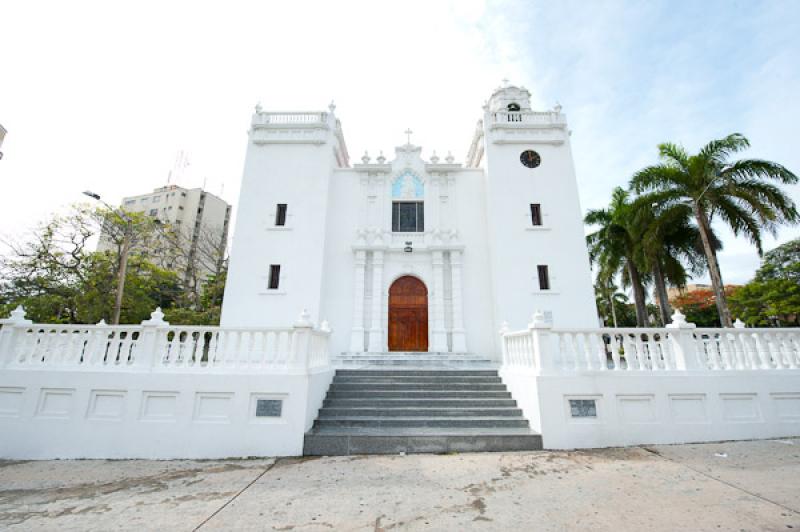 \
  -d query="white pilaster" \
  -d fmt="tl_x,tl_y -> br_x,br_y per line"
450,250 -> 467,352
349,250 -> 367,352
367,250 -> 384,352
431,251 -> 448,352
